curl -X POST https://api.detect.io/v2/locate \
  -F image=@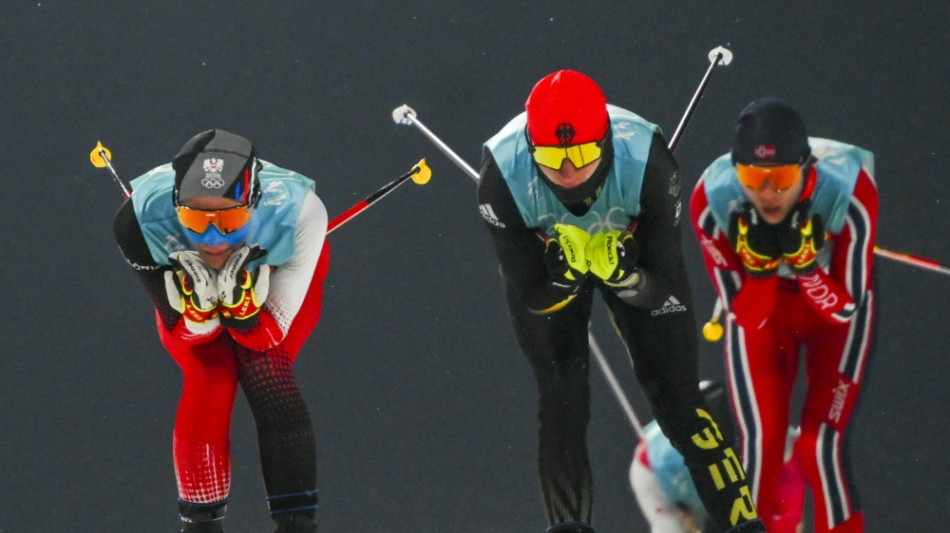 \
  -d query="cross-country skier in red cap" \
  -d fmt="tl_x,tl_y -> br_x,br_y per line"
477,70 -> 765,533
